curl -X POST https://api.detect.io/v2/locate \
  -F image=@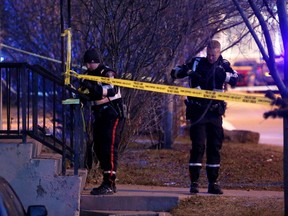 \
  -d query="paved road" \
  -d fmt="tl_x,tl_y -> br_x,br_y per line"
223,93 -> 283,146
